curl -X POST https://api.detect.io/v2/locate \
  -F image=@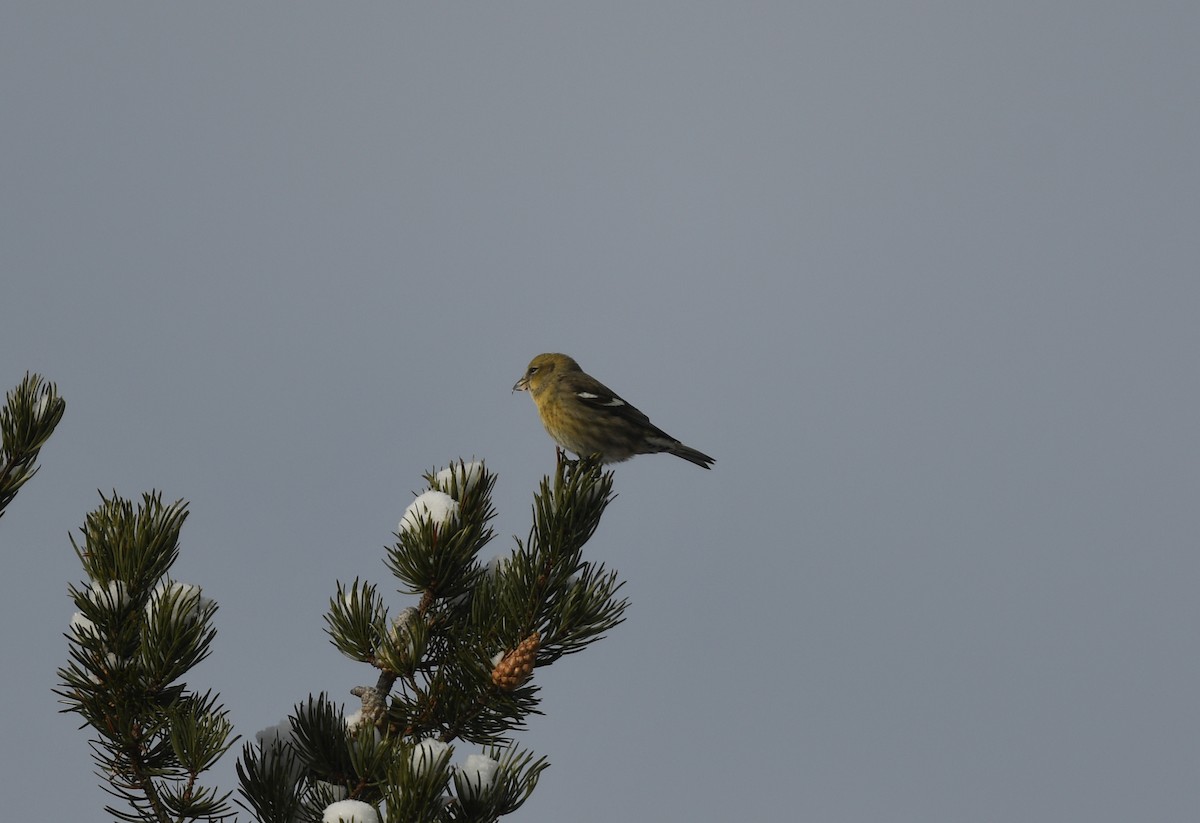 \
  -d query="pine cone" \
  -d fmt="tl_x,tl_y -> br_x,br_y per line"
491,632 -> 540,691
